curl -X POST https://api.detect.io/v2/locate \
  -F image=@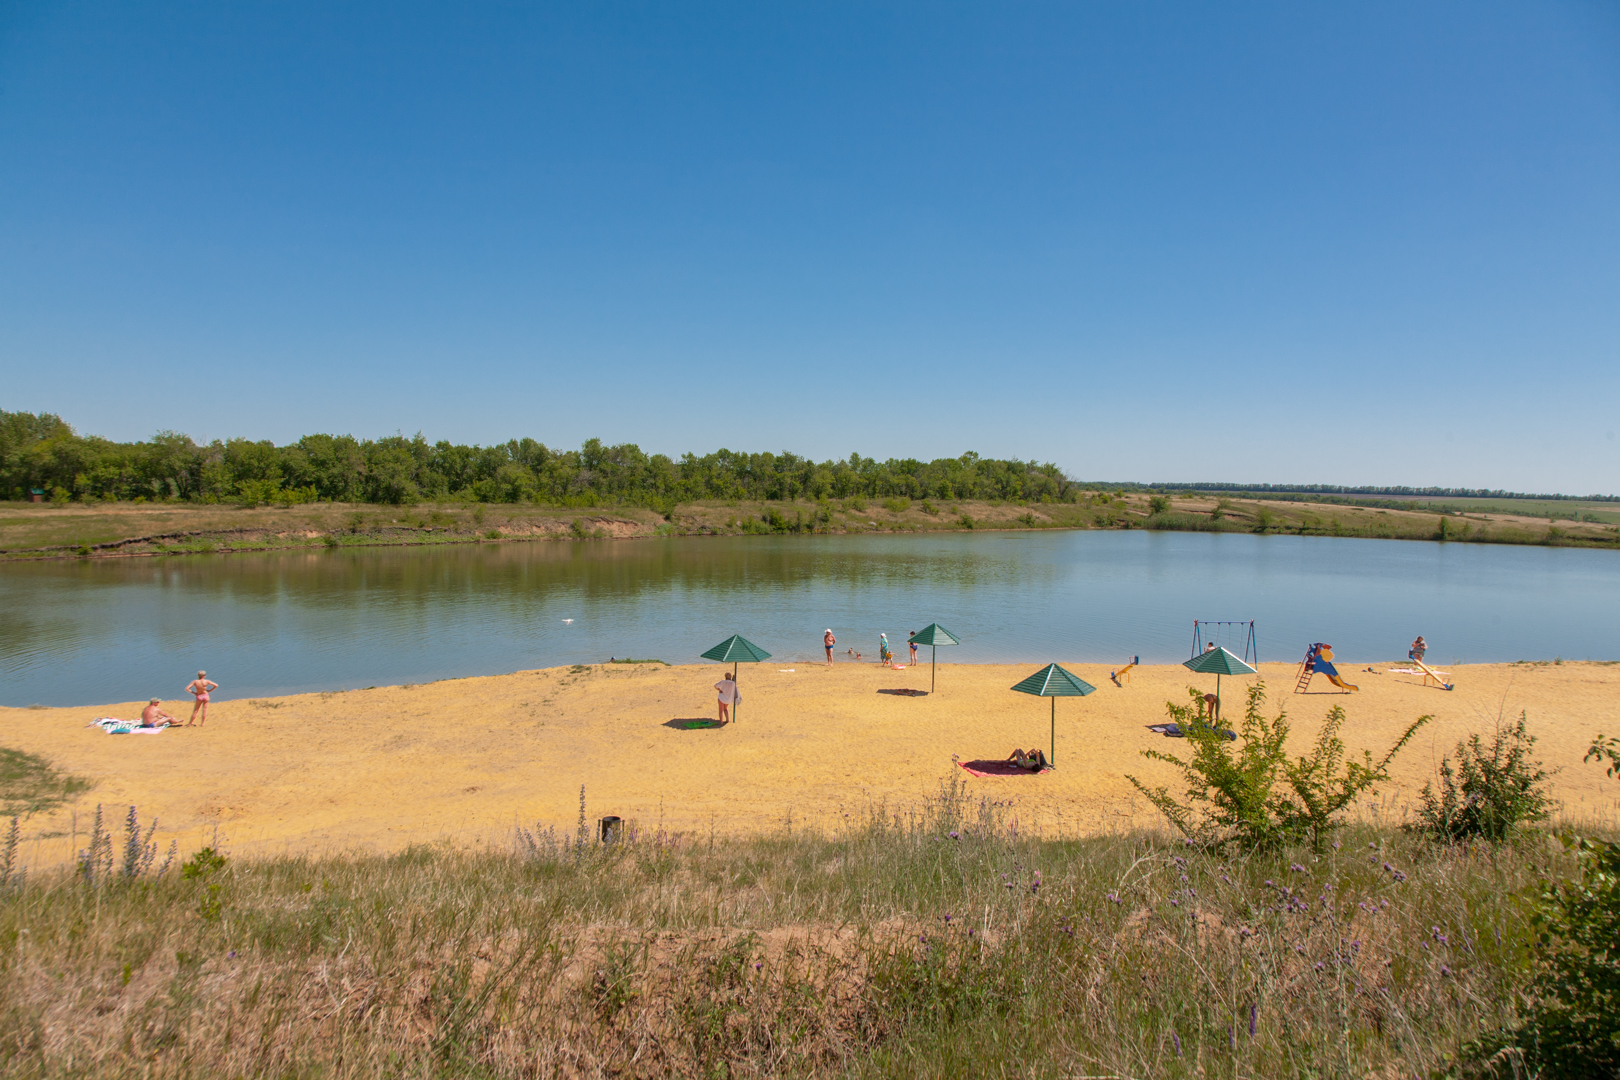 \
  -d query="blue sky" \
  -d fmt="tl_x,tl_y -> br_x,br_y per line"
2,2 -> 1617,492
